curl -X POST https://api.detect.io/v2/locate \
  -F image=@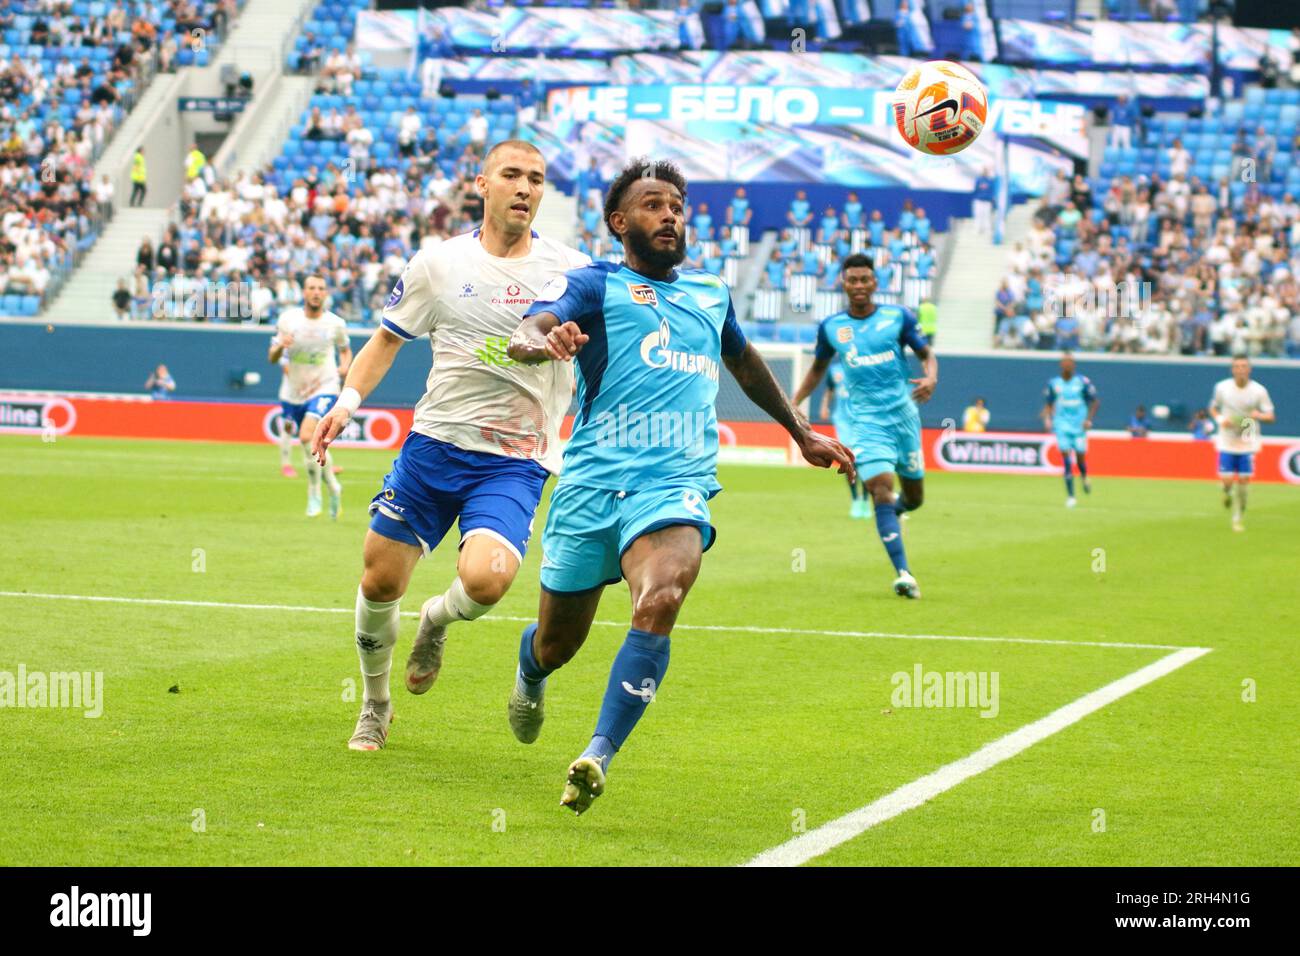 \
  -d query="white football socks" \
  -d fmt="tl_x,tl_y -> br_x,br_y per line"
1235,483 -> 1248,520
279,426 -> 294,465
355,587 -> 400,704
425,577 -> 493,628
305,454 -> 322,498
322,451 -> 342,494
